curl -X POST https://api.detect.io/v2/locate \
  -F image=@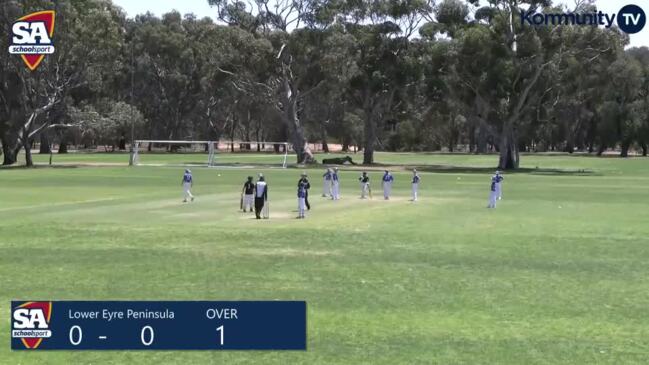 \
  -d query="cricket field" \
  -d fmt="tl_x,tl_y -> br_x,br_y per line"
1,152 -> 649,364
